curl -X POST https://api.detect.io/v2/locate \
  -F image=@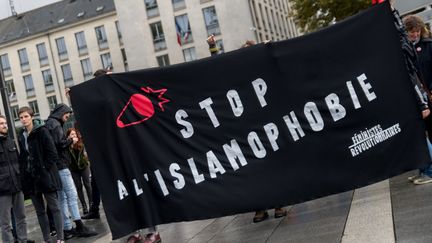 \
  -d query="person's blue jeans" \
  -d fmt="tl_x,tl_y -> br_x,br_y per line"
58,169 -> 81,230
420,138 -> 432,176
